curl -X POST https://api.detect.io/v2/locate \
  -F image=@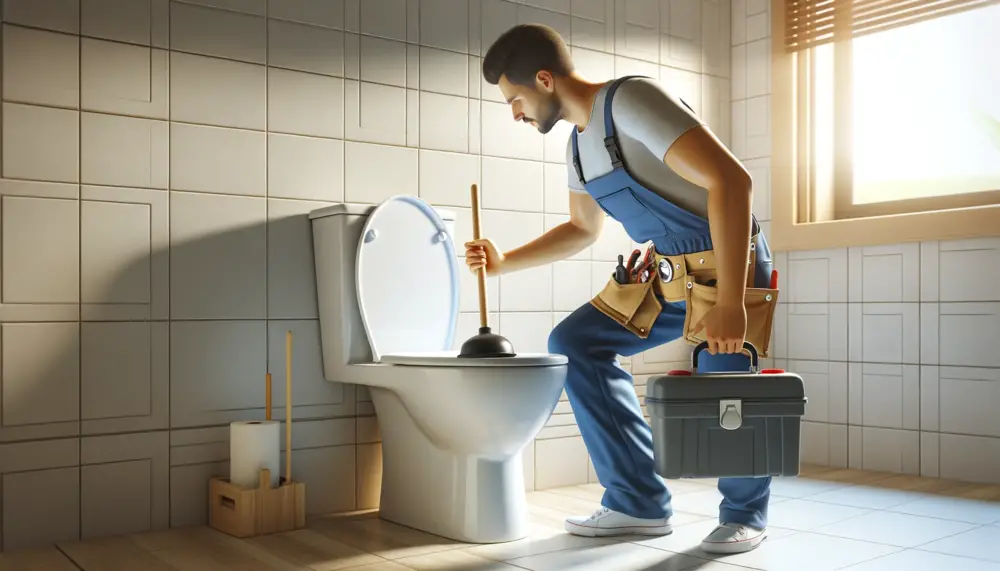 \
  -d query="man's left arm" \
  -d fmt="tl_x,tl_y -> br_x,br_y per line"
664,125 -> 754,354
